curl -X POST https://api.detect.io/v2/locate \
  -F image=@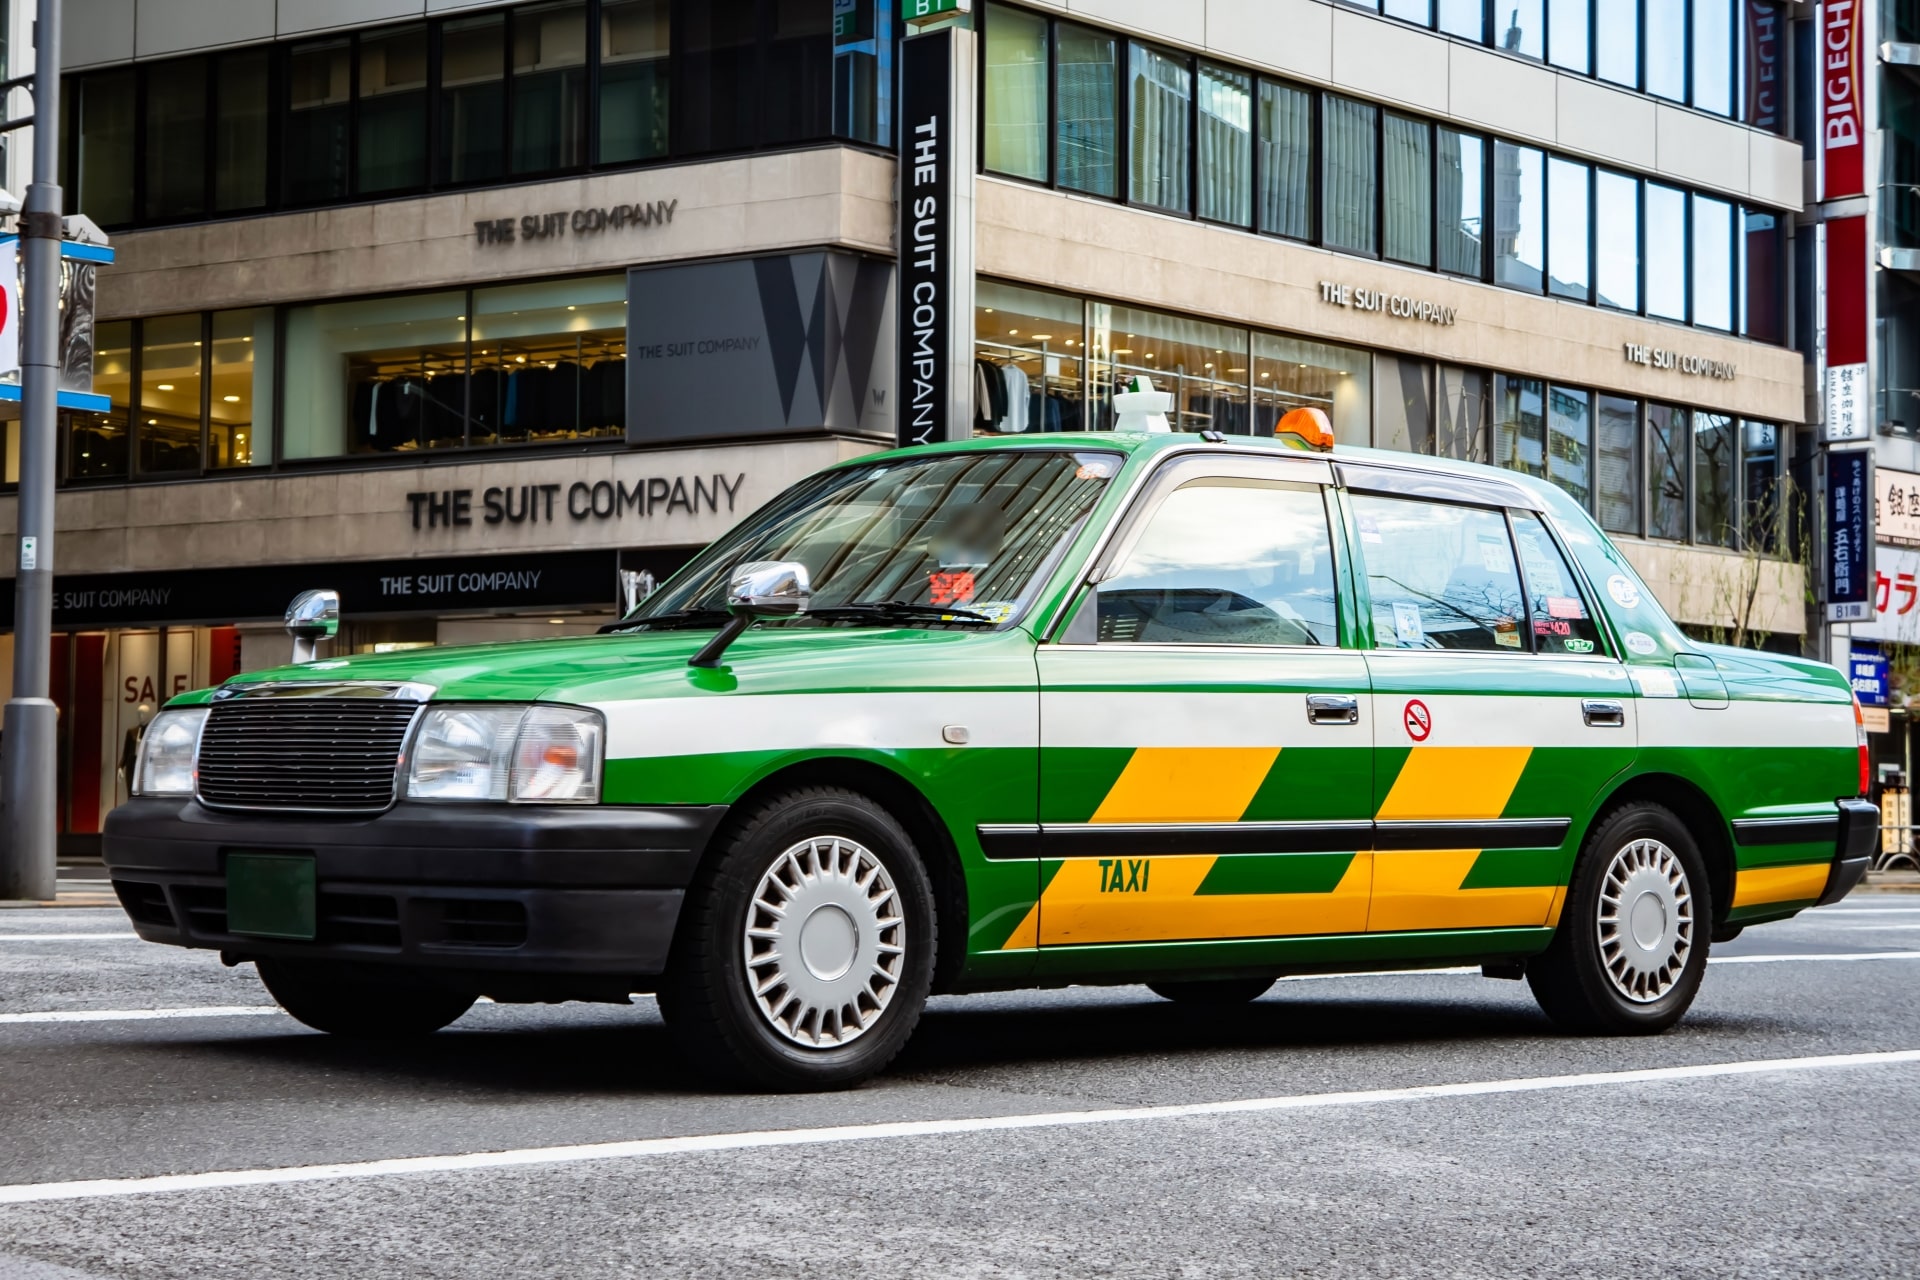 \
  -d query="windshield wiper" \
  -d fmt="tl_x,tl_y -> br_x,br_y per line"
597,608 -> 732,635
808,600 -> 997,627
